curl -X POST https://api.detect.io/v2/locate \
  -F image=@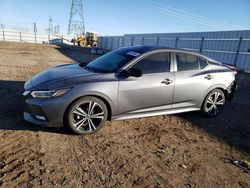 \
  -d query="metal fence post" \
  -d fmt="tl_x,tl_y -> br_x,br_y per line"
200,37 -> 204,53
99,37 -> 102,48
175,37 -> 179,48
3,30 -> 5,41
122,36 -> 124,47
156,37 -> 160,46
117,37 -> 119,49
111,37 -> 114,49
106,37 -> 108,49
19,32 -> 22,42
142,37 -> 144,46
131,36 -> 134,46
234,36 -> 242,67
48,34 -> 50,43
